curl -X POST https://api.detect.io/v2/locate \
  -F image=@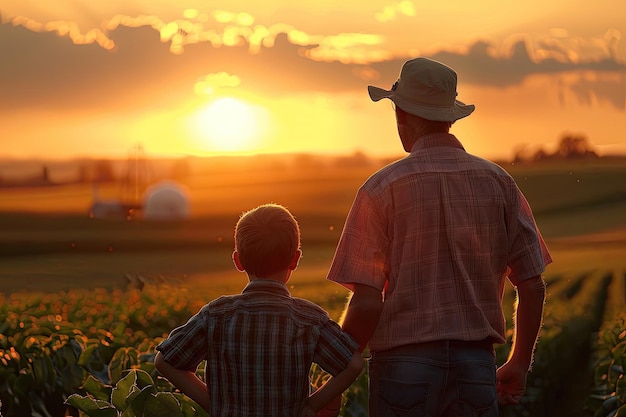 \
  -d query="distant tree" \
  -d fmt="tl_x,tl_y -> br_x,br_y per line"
333,151 -> 372,168
532,148 -> 550,162
78,164 -> 89,183
42,165 -> 49,182
527,132 -> 599,162
513,144 -> 550,164
293,153 -> 325,170
92,159 -> 116,182
556,133 -> 598,159
512,144 -> 532,163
